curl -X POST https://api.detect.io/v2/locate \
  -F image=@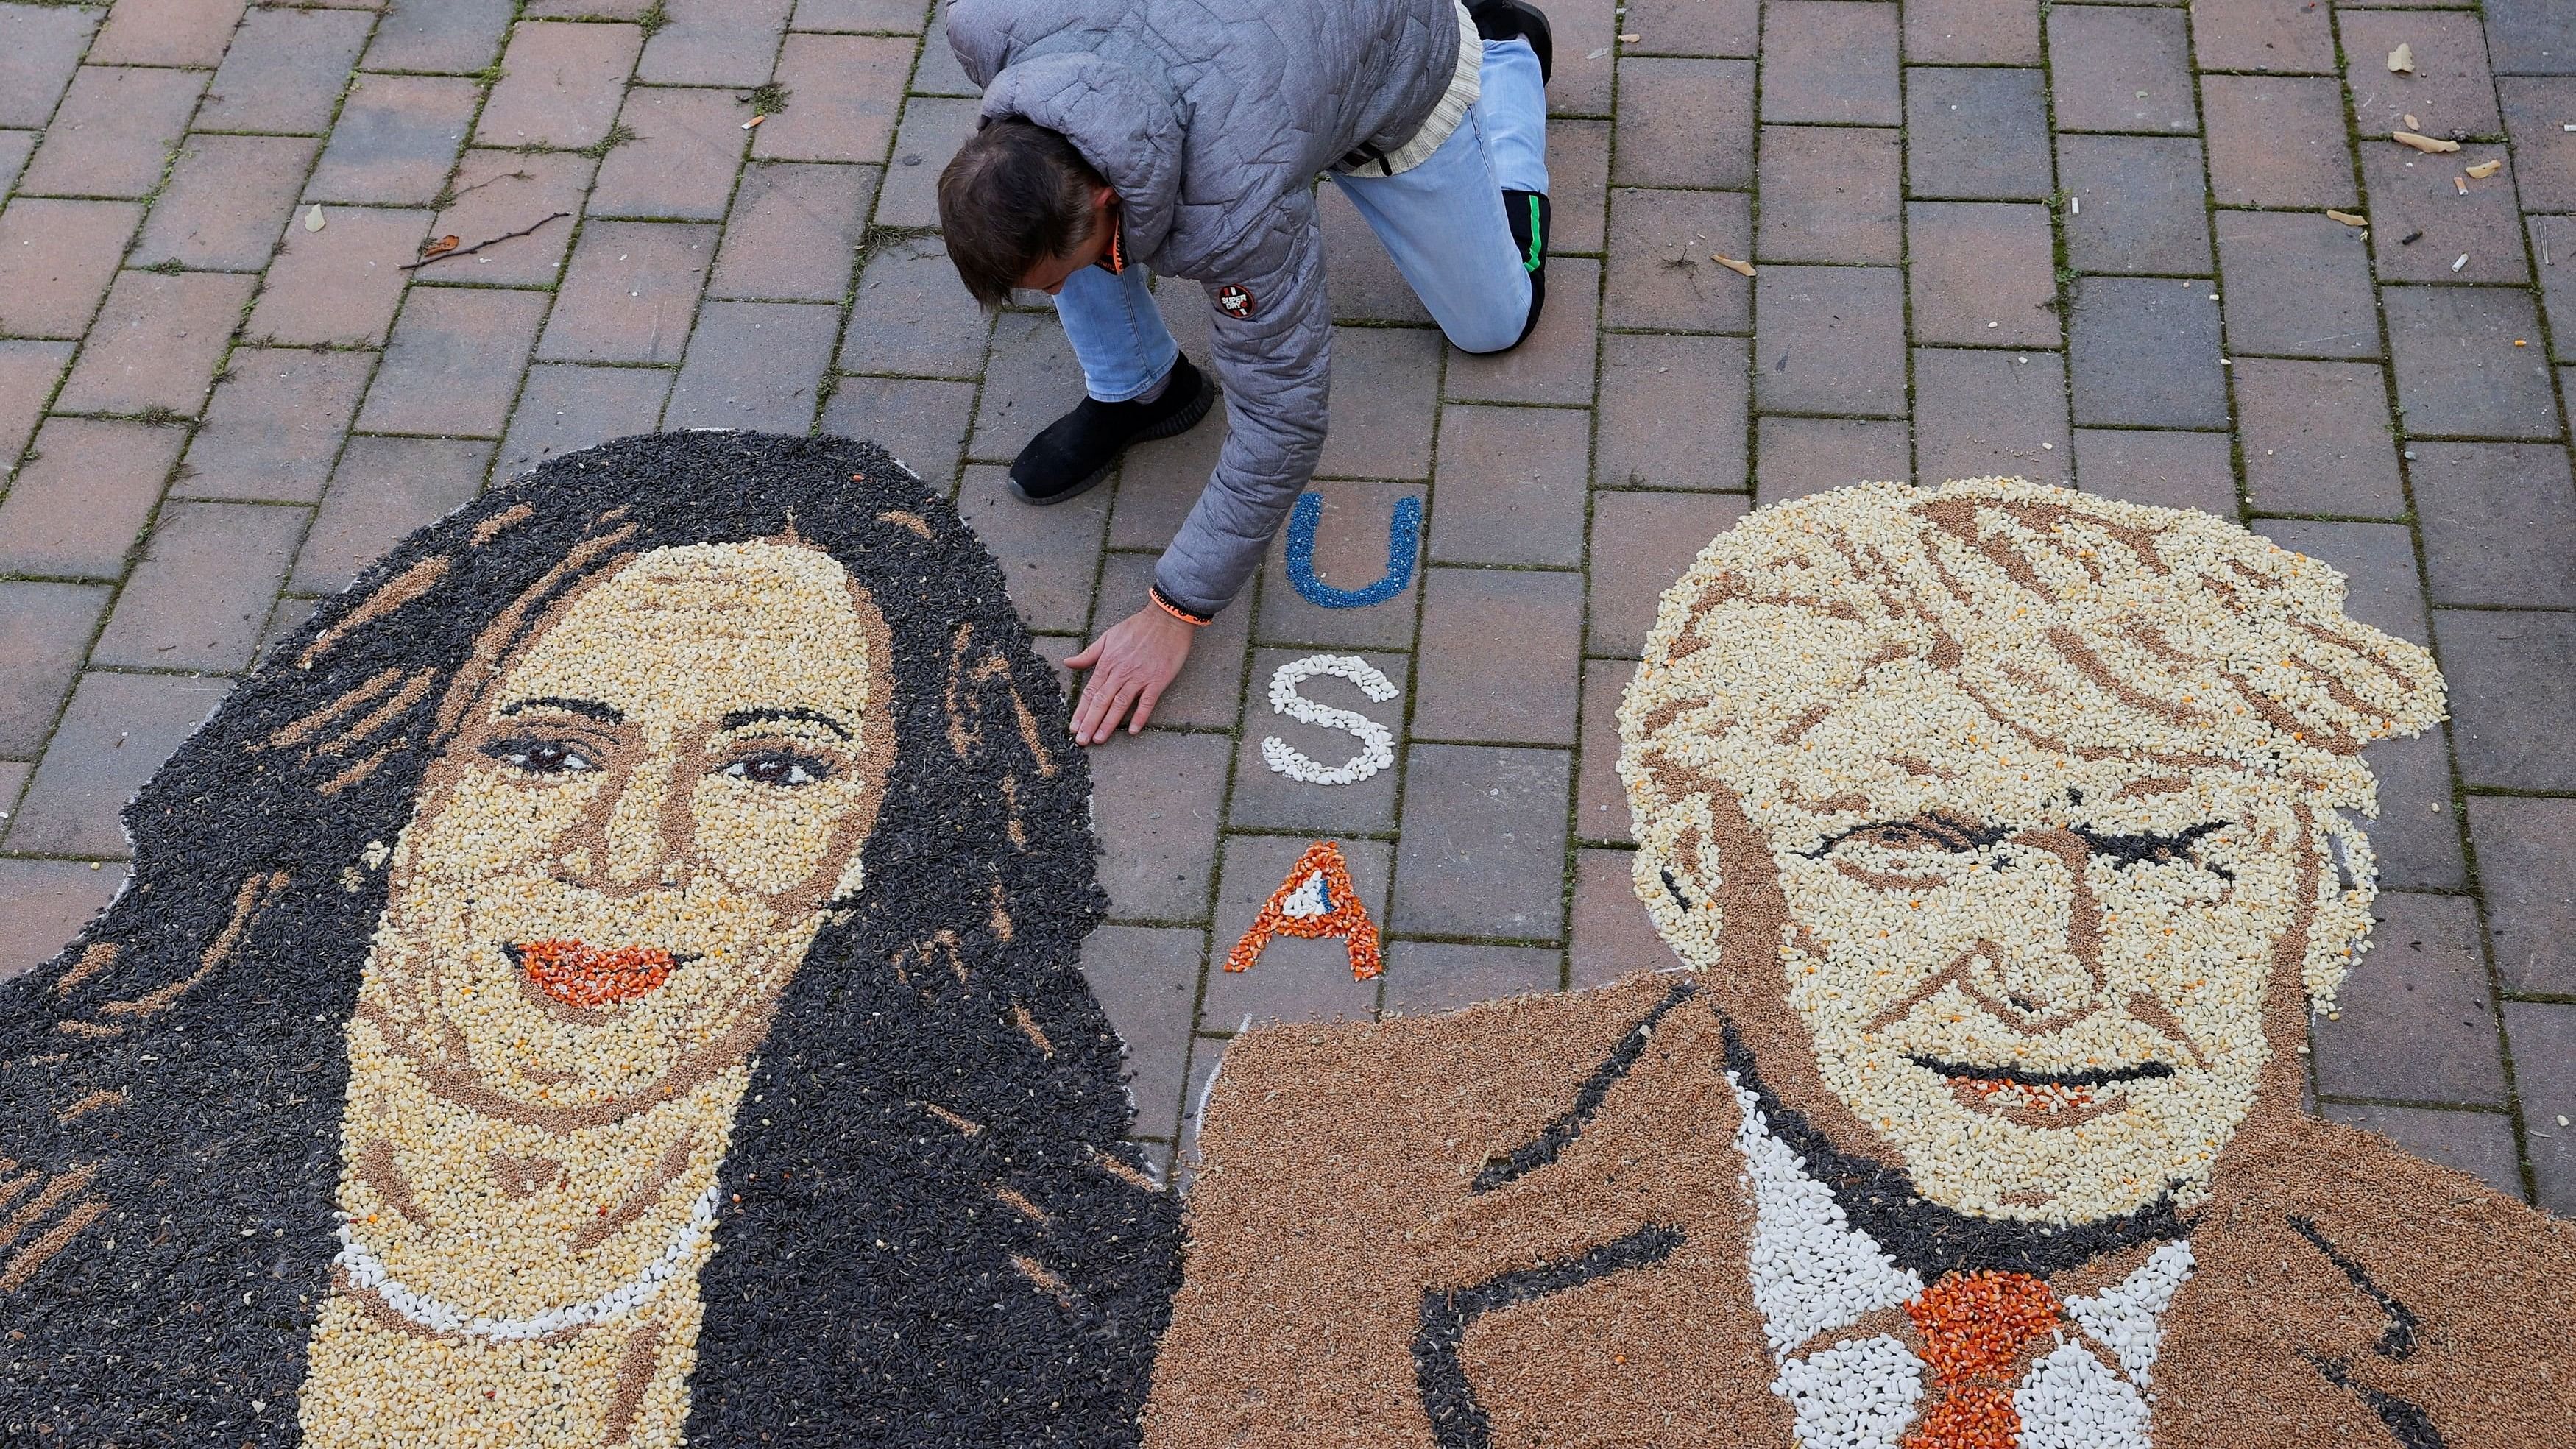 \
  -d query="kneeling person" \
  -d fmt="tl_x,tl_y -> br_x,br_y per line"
938,0 -> 1553,745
